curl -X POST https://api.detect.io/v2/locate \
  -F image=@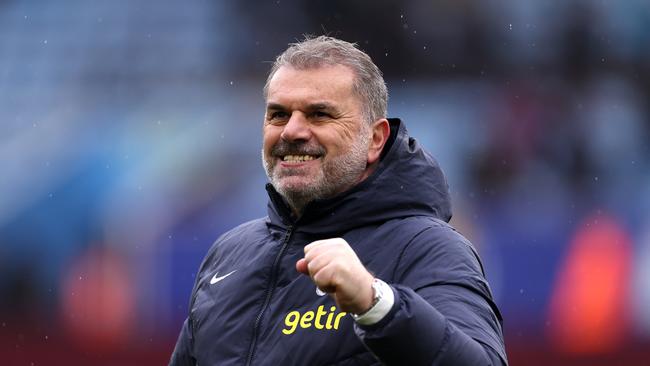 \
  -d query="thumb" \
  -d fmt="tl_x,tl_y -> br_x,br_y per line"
296,258 -> 309,275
